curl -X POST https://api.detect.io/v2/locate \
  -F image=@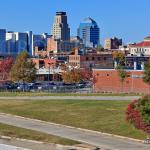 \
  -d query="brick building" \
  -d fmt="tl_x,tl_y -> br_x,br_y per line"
31,58 -> 63,81
47,37 -> 83,54
69,51 -> 114,69
93,69 -> 150,94
104,37 -> 122,50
